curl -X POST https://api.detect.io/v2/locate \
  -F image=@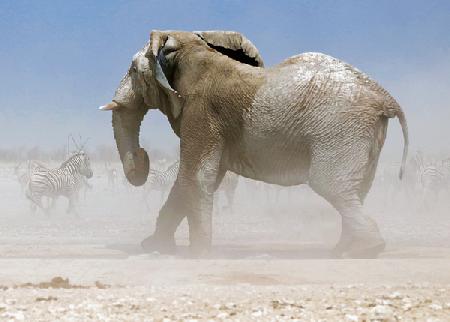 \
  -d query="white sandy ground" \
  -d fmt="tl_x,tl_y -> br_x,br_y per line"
2,163 -> 450,320
1,244 -> 450,321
